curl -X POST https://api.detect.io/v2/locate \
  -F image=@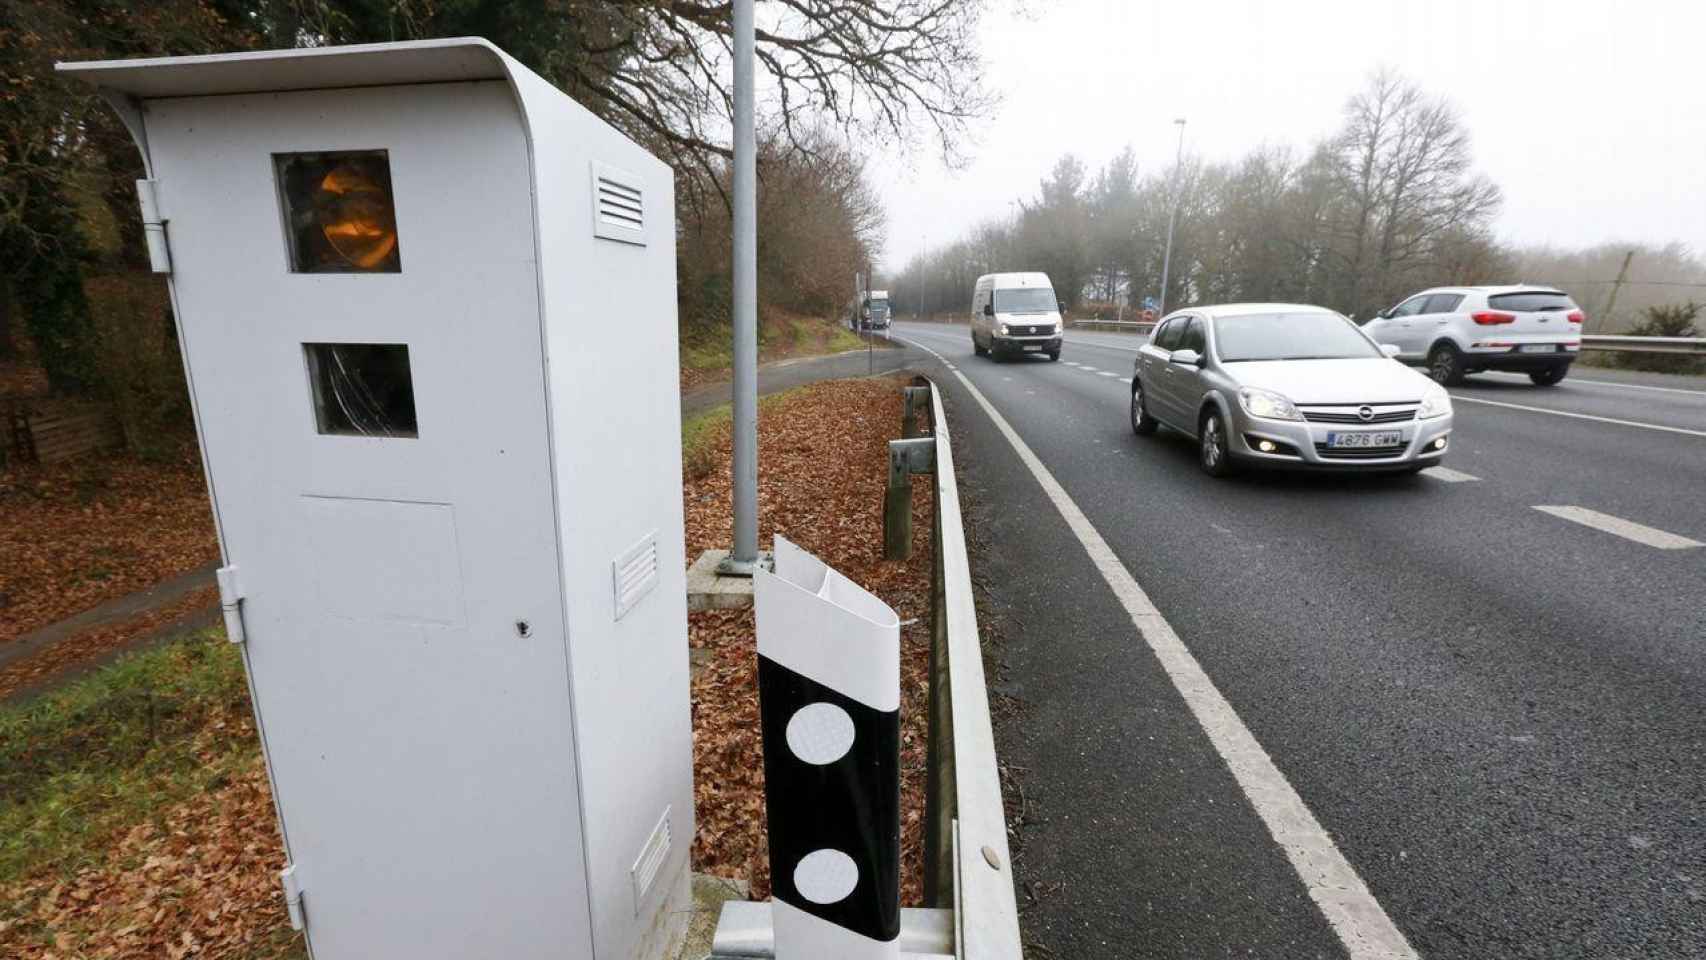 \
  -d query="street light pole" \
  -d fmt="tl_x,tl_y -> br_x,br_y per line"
1157,117 -> 1187,317
722,0 -> 760,575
